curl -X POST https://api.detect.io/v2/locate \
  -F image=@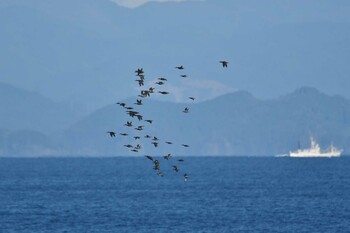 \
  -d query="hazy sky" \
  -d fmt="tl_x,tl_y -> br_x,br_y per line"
1,0 -> 349,112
